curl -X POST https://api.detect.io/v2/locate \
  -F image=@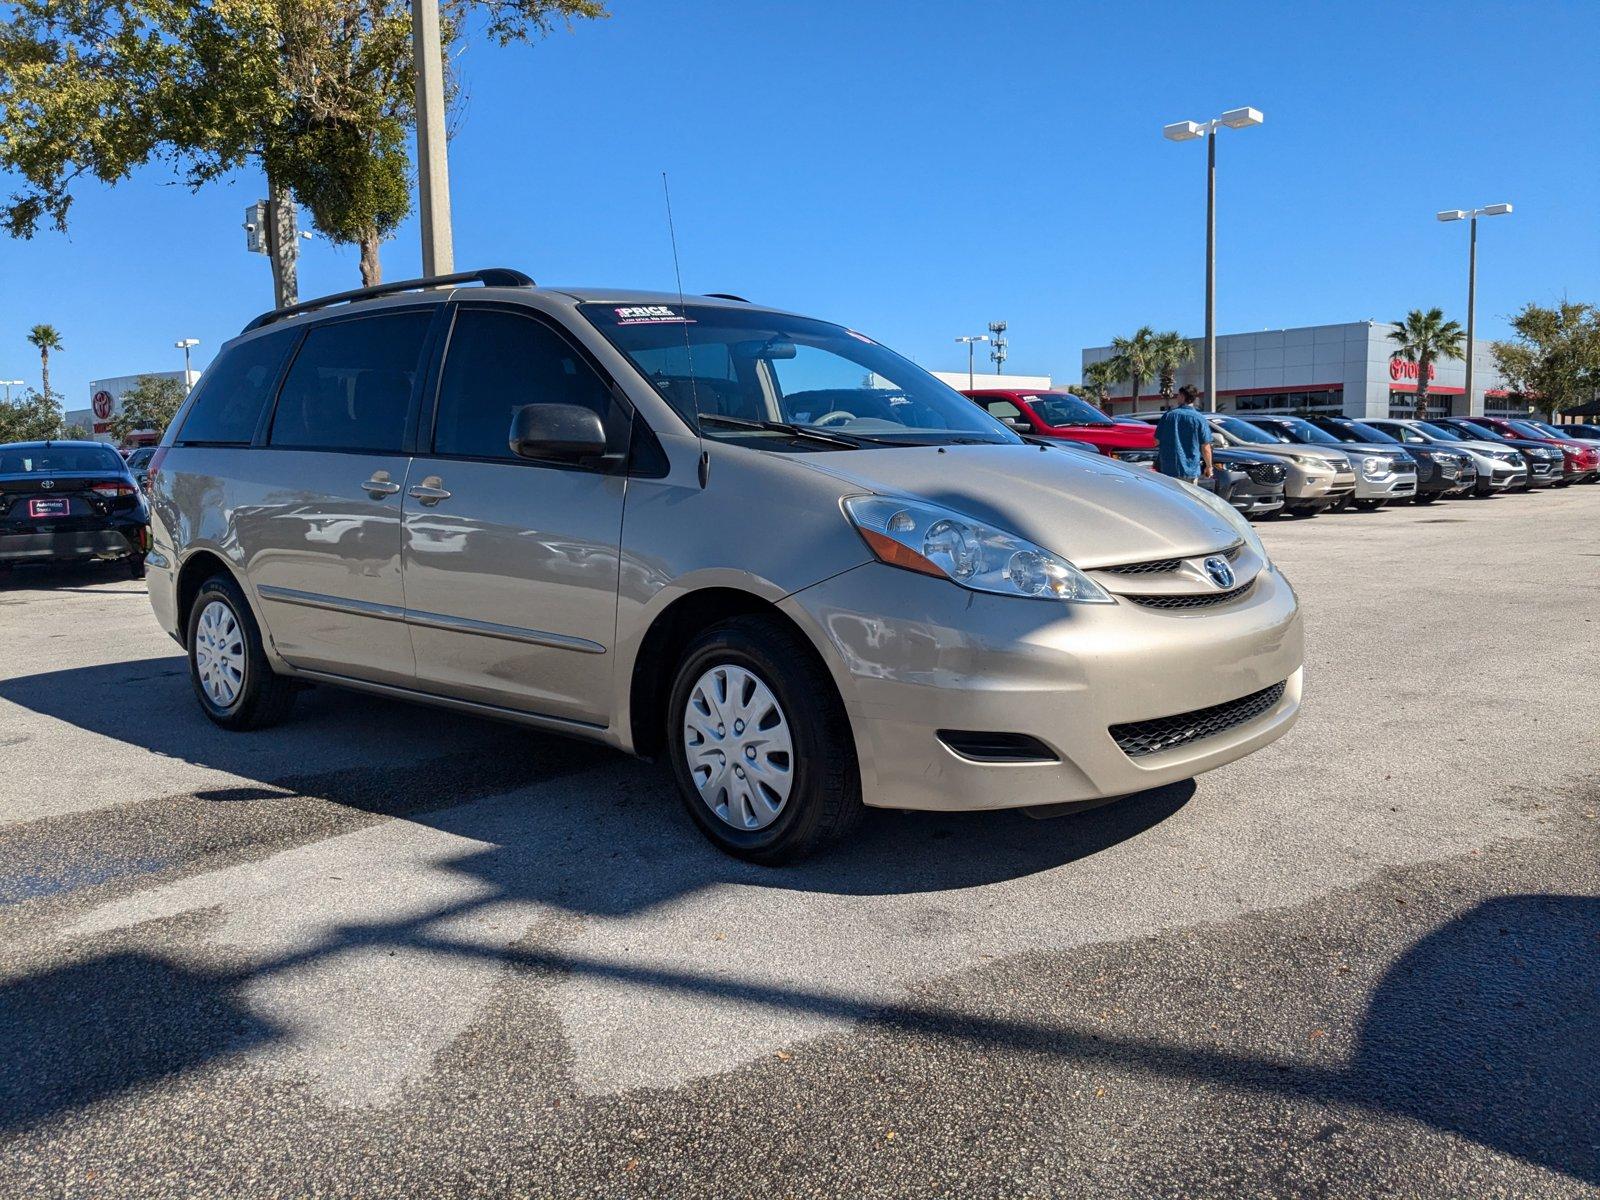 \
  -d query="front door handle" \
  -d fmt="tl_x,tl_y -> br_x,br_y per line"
408,476 -> 452,506
362,472 -> 402,498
